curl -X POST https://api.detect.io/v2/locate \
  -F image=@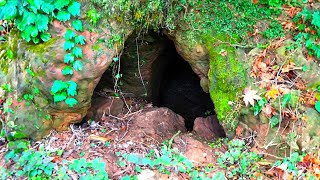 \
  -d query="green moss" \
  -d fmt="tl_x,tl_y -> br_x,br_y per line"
204,33 -> 248,123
